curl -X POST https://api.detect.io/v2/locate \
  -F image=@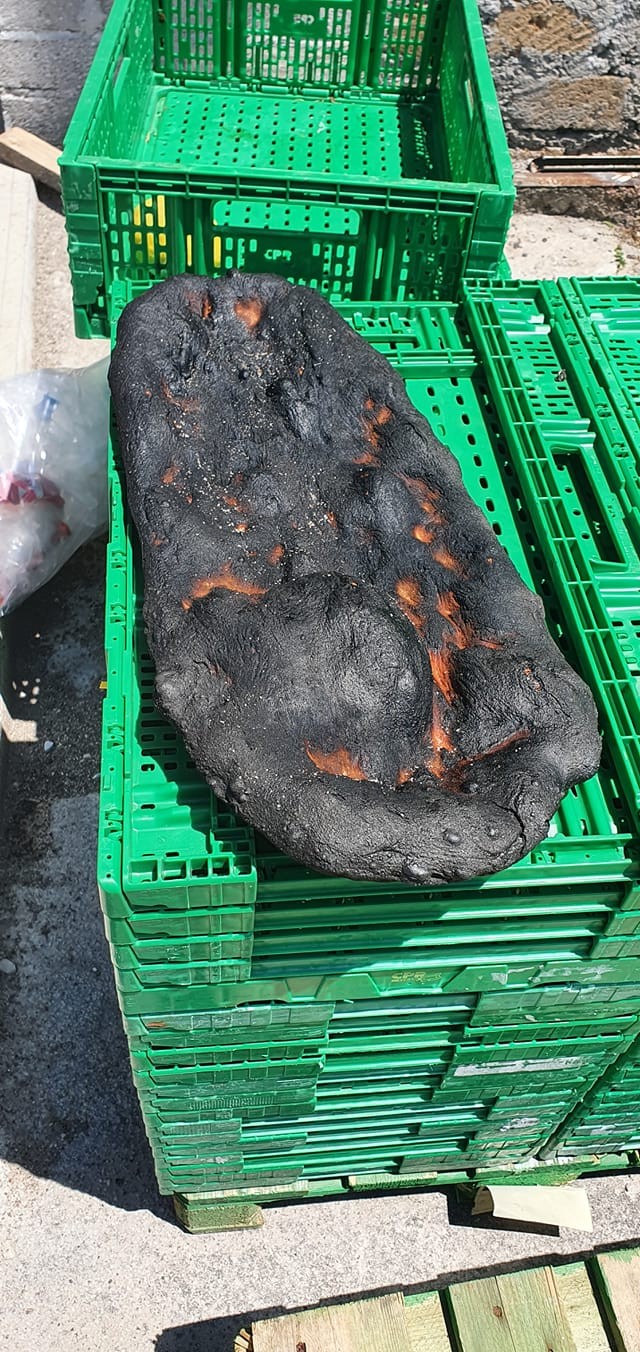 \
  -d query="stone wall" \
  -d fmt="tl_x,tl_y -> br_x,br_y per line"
479,0 -> 639,151
0,0 -> 637,152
